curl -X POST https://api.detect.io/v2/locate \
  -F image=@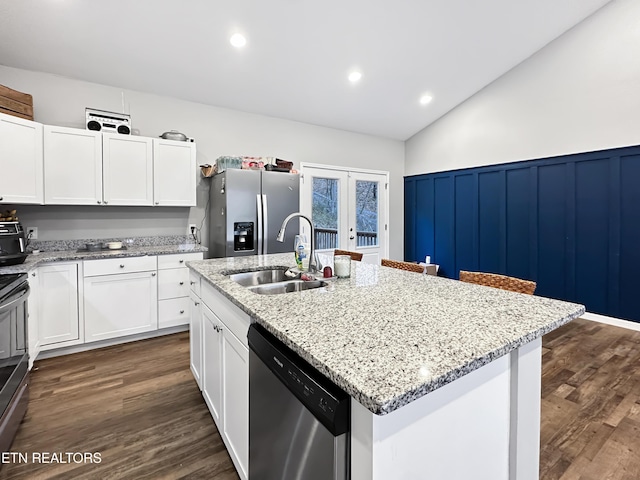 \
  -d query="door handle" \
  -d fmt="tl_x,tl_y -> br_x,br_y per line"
349,236 -> 355,240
